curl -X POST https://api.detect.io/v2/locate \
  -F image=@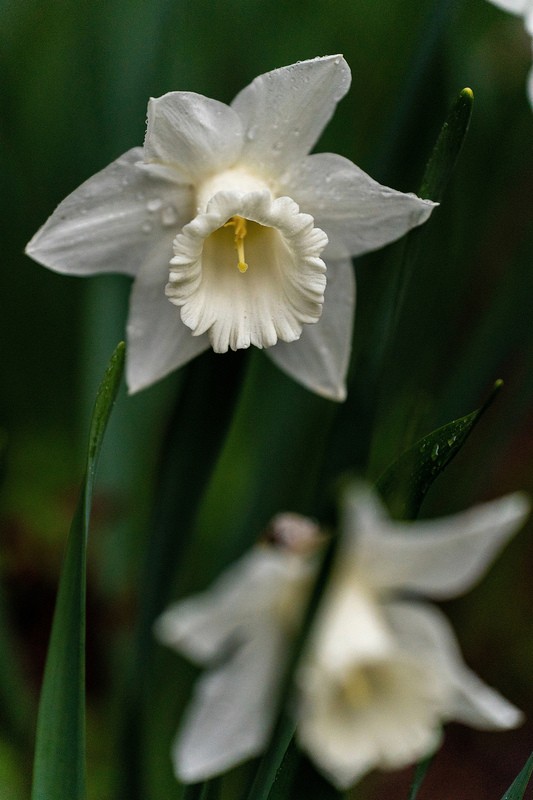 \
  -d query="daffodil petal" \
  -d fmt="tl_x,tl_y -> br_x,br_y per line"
283,153 -> 437,259
386,601 -> 524,730
174,622 -> 286,783
126,241 -> 209,393
25,148 -> 191,277
488,0 -> 530,18
156,546 -> 312,781
267,257 -> 355,401
232,56 -> 351,177
144,92 -> 243,179
154,549 -> 295,664
345,486 -> 530,598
